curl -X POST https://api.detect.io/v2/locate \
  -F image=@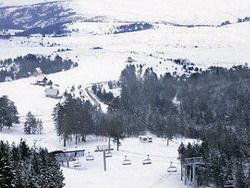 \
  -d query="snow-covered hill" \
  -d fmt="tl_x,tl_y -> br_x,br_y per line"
0,0 -> 250,187
0,0 -> 56,7
2,0 -> 250,25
